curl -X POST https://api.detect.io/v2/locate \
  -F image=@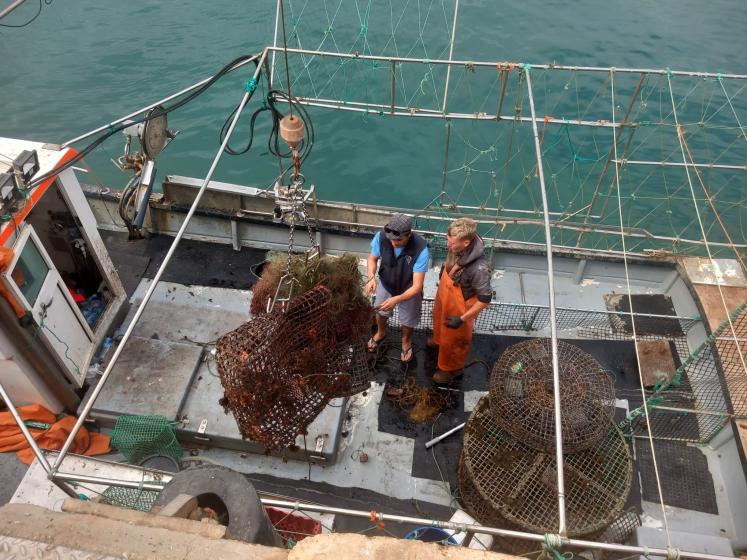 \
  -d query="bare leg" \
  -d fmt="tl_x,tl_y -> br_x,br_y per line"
401,326 -> 413,356
374,314 -> 388,340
